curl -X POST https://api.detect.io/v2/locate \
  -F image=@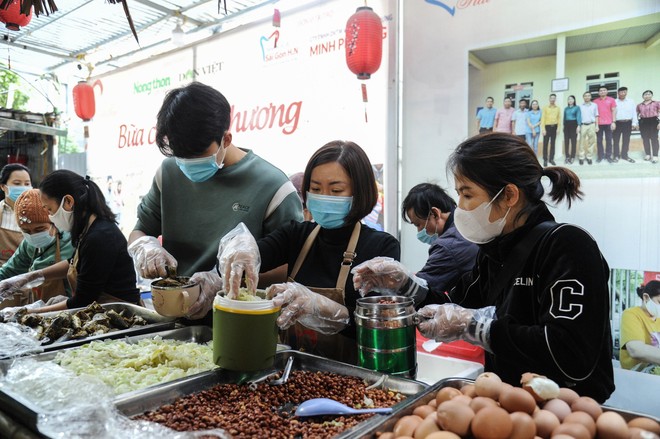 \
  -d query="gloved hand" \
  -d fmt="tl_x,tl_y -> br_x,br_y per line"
127,236 -> 178,279
217,223 -> 260,299
352,257 -> 428,296
0,271 -> 45,300
45,295 -> 68,306
417,304 -> 495,352
266,282 -> 350,335
185,270 -> 222,320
